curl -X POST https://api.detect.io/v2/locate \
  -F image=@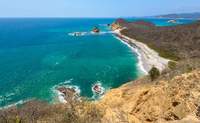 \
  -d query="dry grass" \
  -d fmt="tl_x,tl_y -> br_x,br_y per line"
0,99 -> 103,123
